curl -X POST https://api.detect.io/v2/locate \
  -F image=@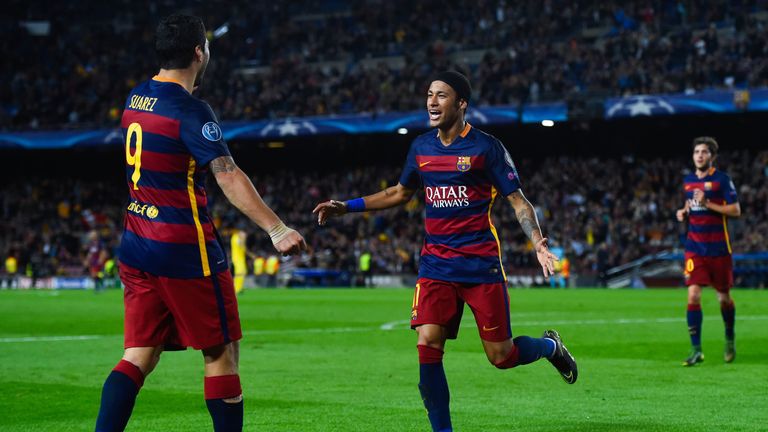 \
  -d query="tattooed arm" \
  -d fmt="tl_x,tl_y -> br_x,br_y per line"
507,190 -> 557,277
211,156 -> 306,255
